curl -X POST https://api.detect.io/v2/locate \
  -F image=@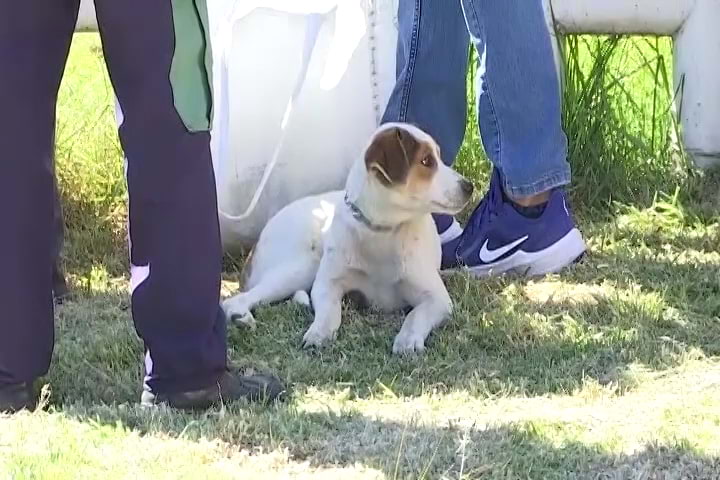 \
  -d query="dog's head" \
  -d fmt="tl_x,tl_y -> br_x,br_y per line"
363,123 -> 474,216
